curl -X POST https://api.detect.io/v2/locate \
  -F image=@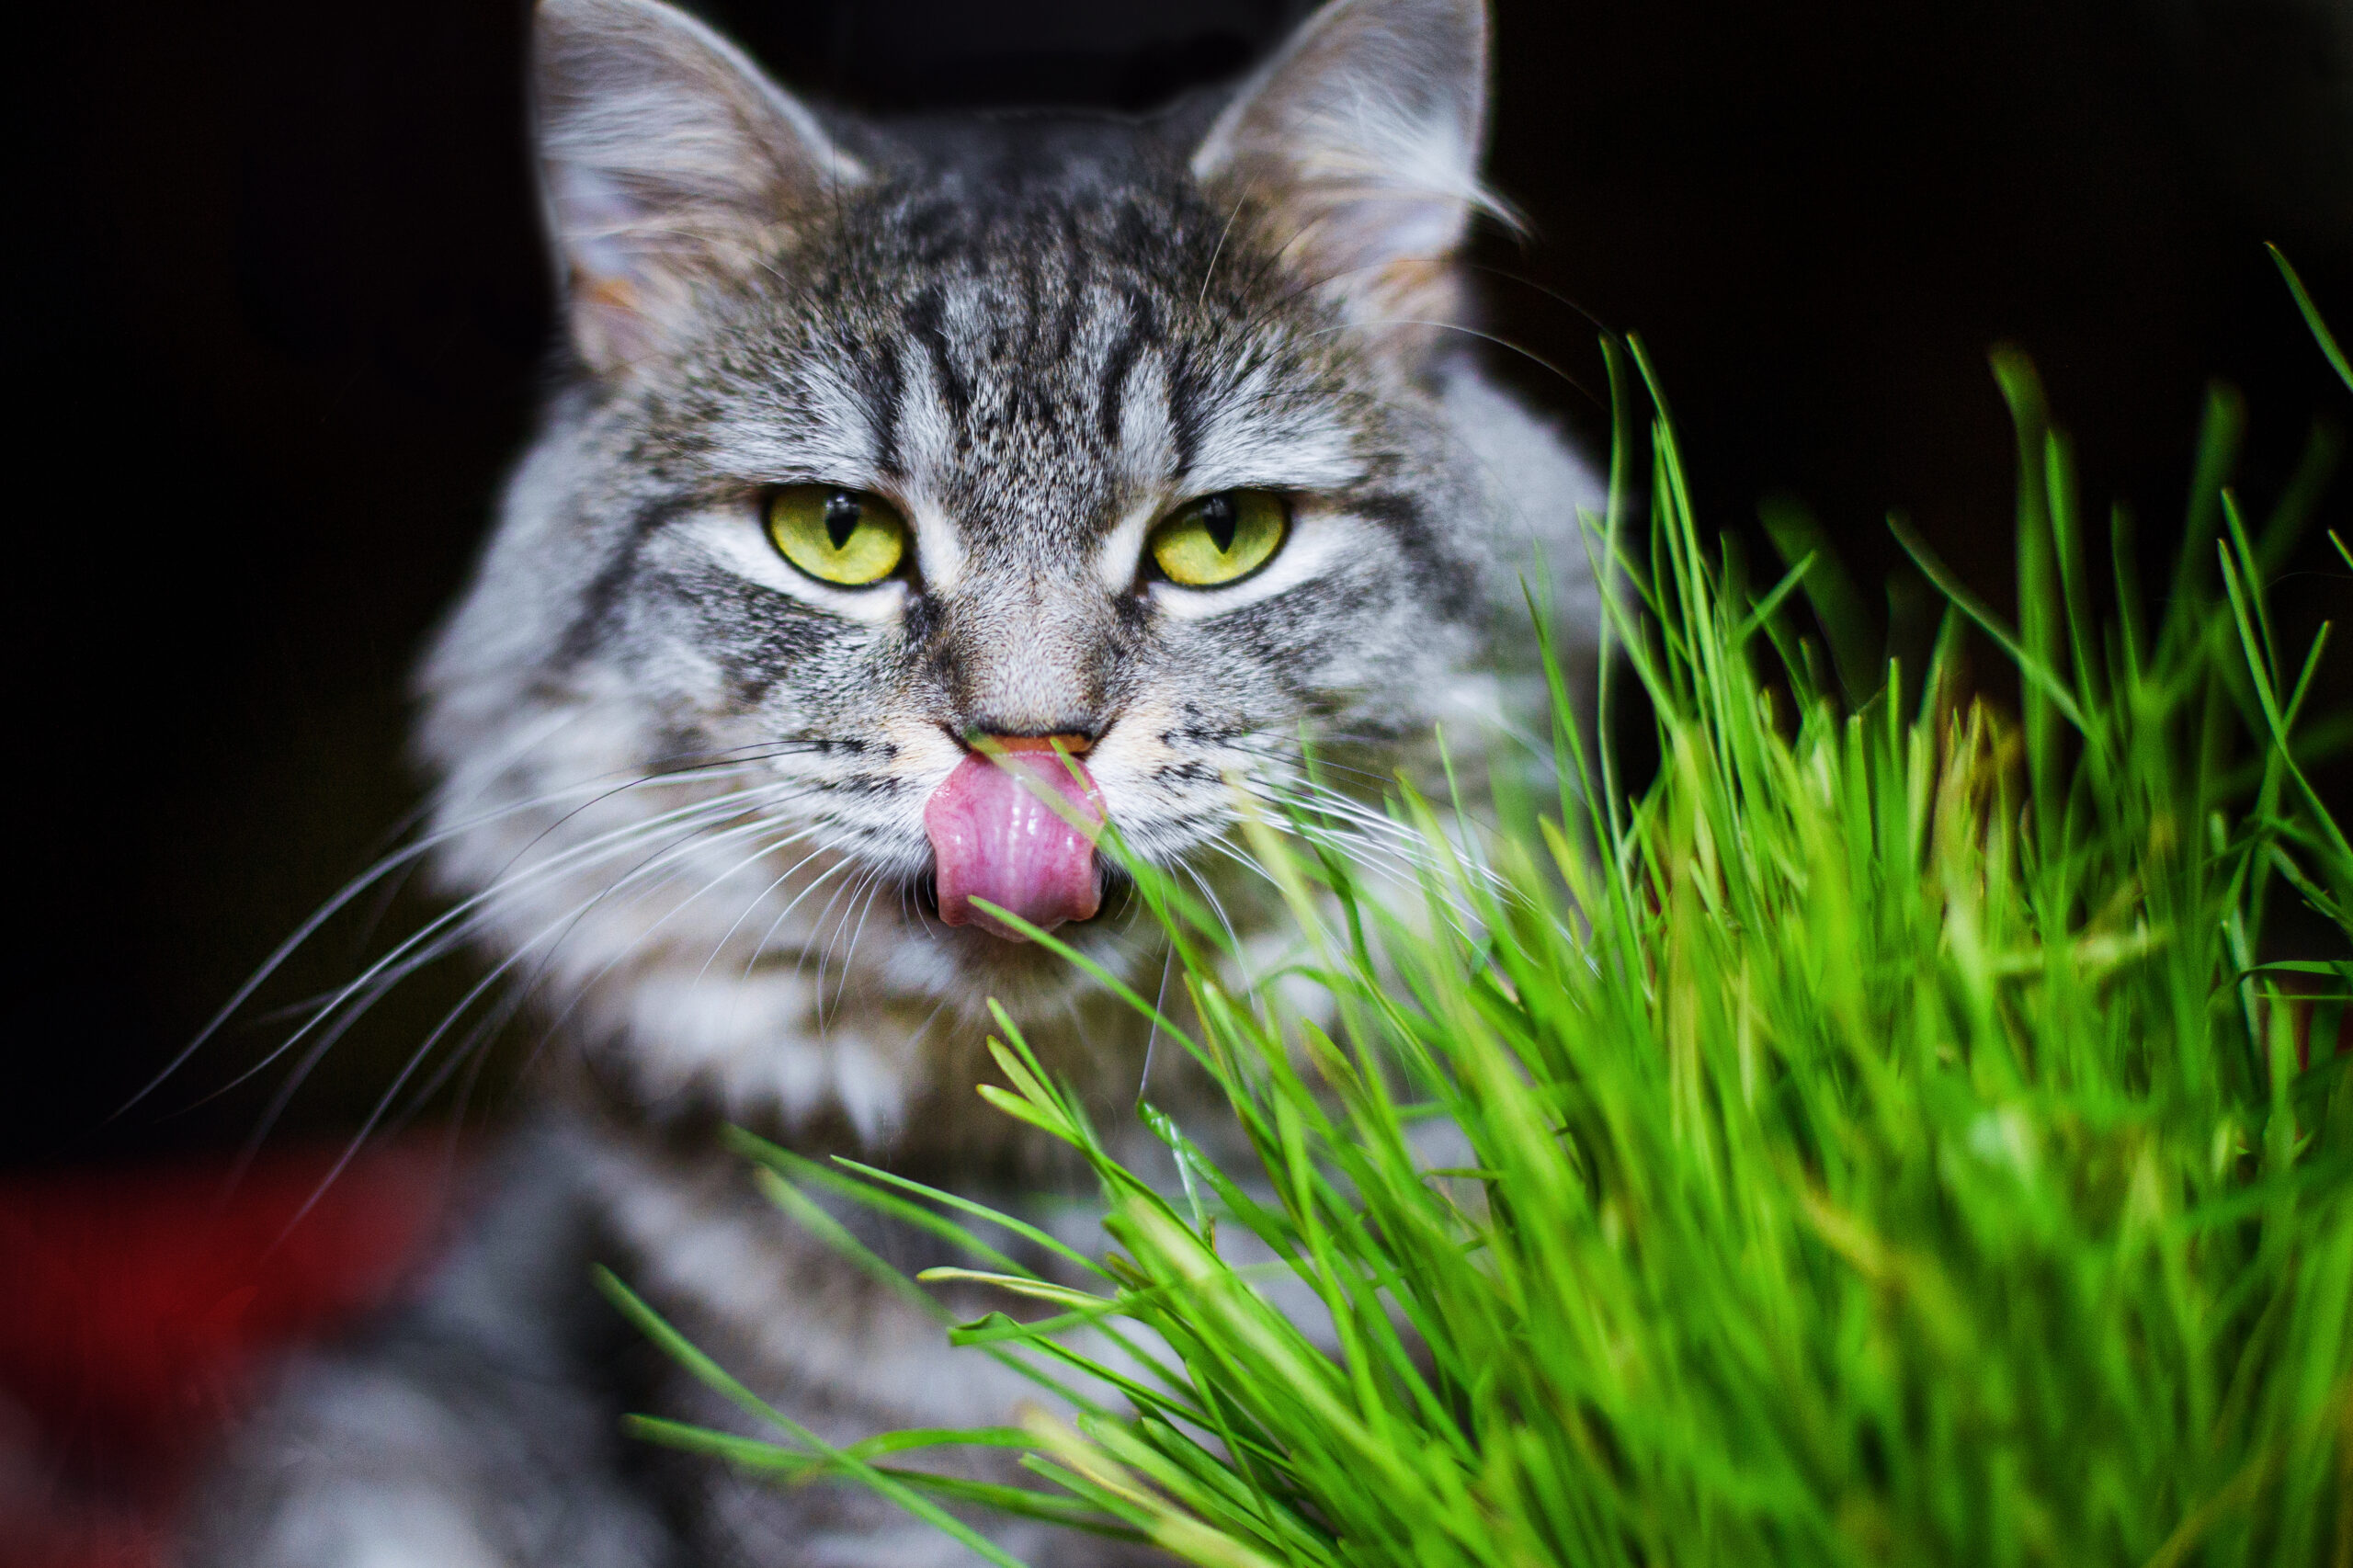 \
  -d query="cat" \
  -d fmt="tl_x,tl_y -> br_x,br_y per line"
184,0 -> 1602,1562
